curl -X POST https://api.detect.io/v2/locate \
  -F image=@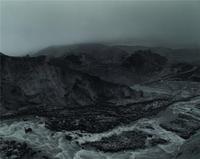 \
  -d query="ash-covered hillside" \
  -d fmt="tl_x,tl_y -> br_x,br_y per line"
0,44 -> 200,159
0,52 -> 141,116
